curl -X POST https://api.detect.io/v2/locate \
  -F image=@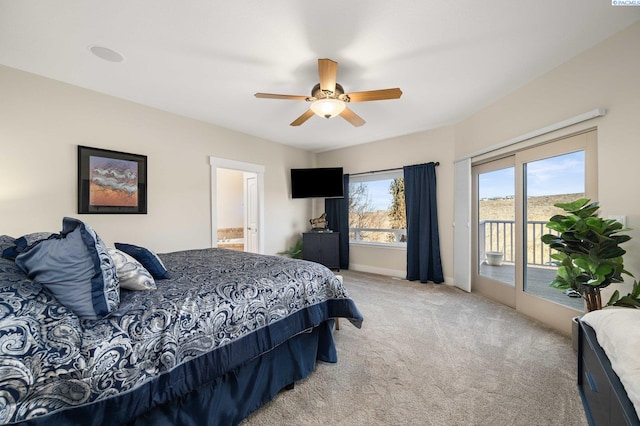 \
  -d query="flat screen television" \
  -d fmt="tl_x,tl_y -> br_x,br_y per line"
291,167 -> 344,199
